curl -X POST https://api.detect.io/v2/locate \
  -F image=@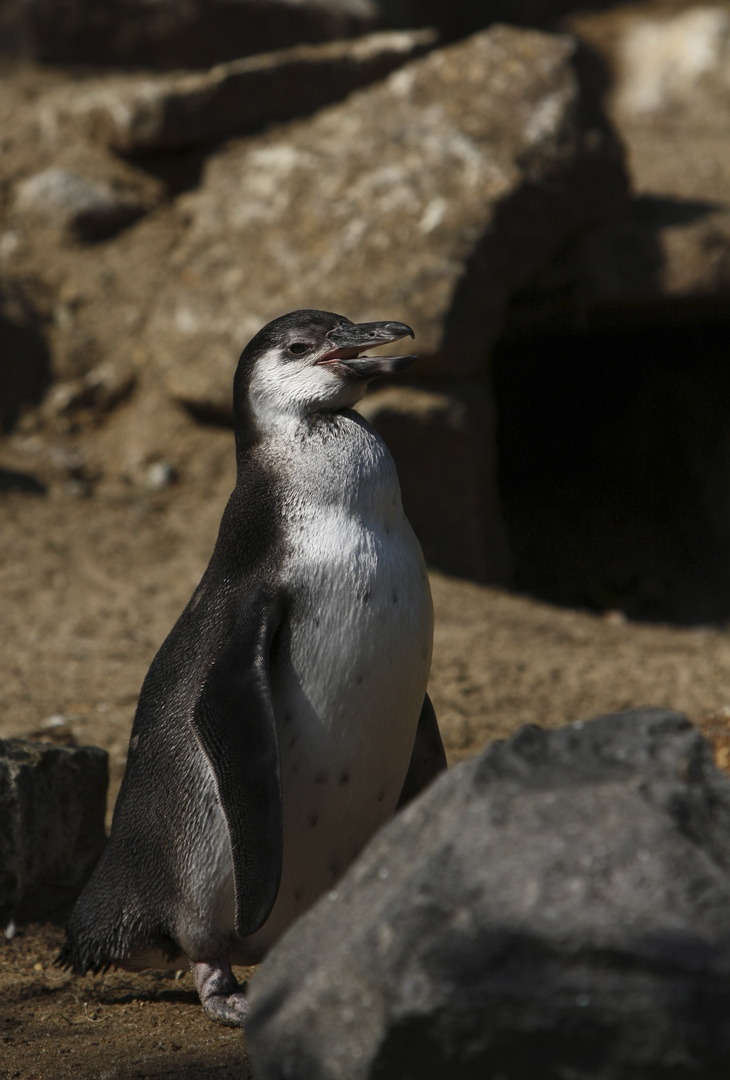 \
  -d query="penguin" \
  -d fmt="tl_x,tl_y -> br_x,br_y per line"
59,309 -> 446,1026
